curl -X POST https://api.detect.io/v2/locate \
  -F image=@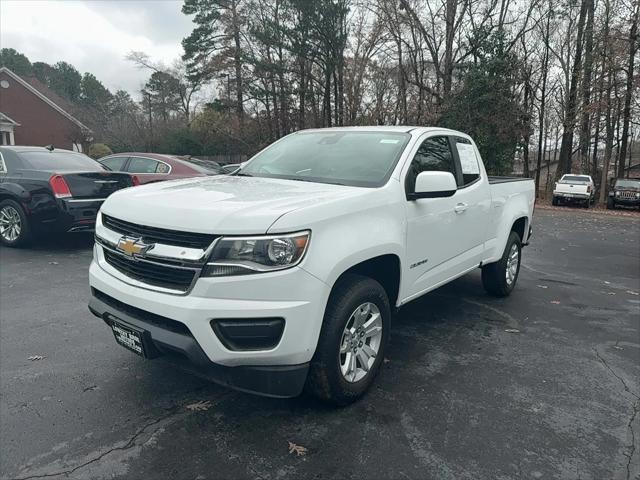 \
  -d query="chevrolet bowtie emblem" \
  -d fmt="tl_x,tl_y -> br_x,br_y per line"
116,236 -> 153,258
